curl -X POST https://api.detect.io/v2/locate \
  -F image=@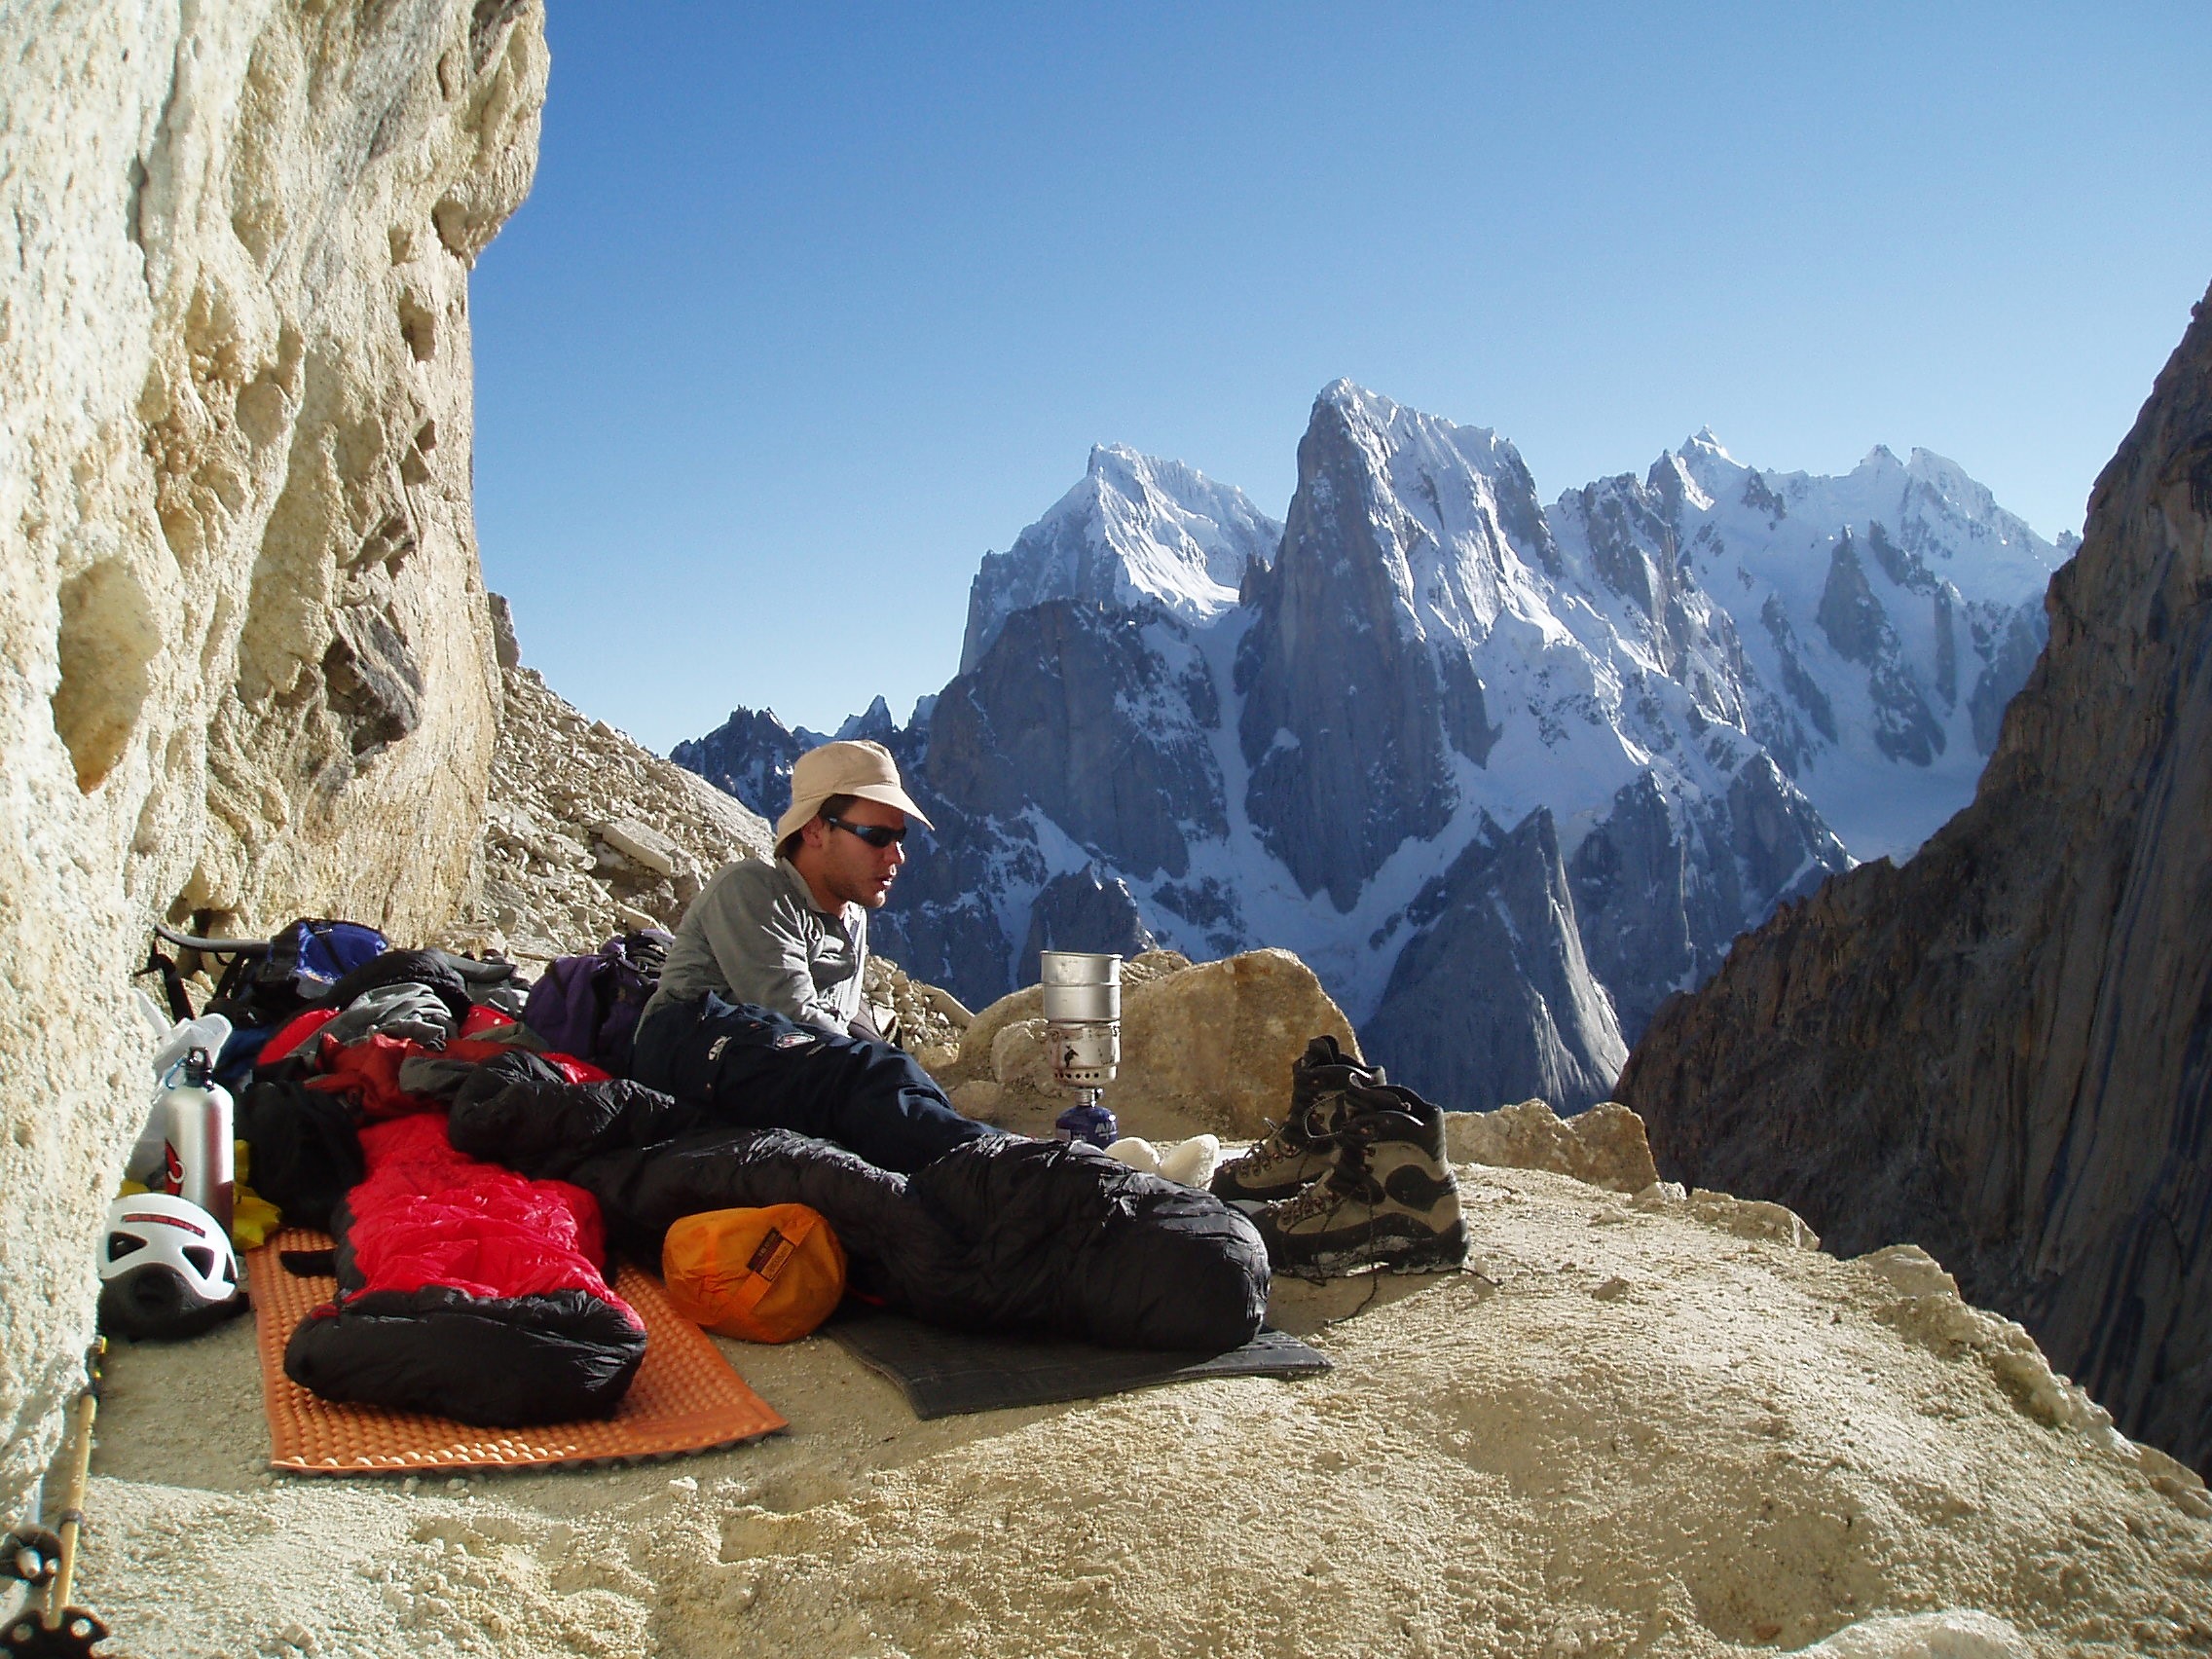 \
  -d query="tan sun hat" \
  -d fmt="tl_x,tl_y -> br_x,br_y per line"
776,739 -> 935,843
